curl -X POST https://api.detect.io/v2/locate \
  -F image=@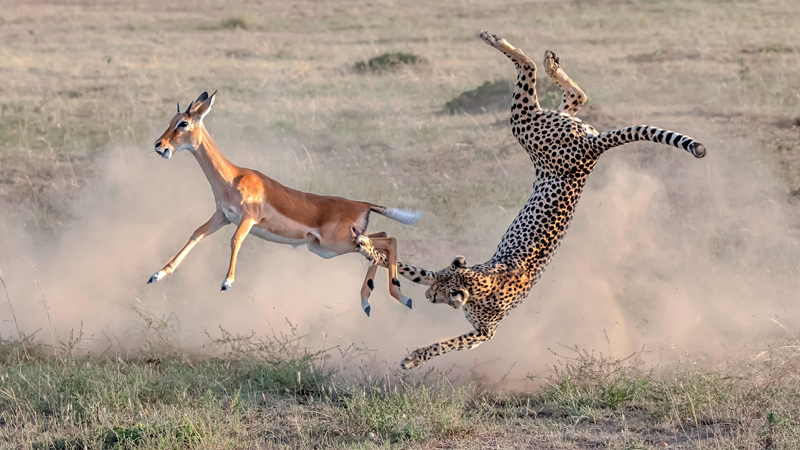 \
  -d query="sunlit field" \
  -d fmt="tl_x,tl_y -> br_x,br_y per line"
2,0 -> 800,448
